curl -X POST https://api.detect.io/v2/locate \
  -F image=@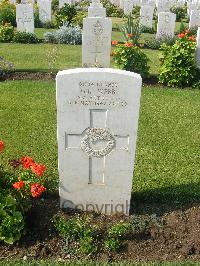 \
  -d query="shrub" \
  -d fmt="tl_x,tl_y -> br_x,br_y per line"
170,5 -> 187,22
12,31 -> 39,43
141,25 -> 155,34
145,35 -> 177,49
52,0 -> 59,14
178,21 -> 187,34
112,40 -> 150,78
104,221 -> 132,251
121,15 -> 141,46
0,194 -> 25,244
101,0 -> 124,17
0,140 -> 47,244
159,32 -> 199,87
0,23 -> 14,42
55,4 -> 77,28
0,0 -> 16,27
34,4 -> 43,28
44,25 -> 82,44
54,215 -> 98,255
0,56 -> 14,80
72,11 -> 87,28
